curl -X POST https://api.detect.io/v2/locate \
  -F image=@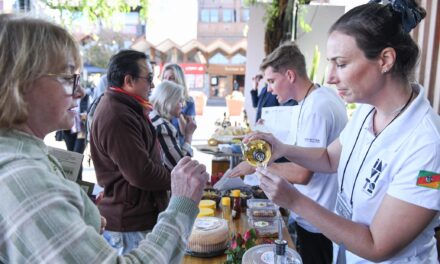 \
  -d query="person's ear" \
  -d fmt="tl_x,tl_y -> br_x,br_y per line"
285,69 -> 296,83
123,75 -> 135,87
379,47 -> 396,74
